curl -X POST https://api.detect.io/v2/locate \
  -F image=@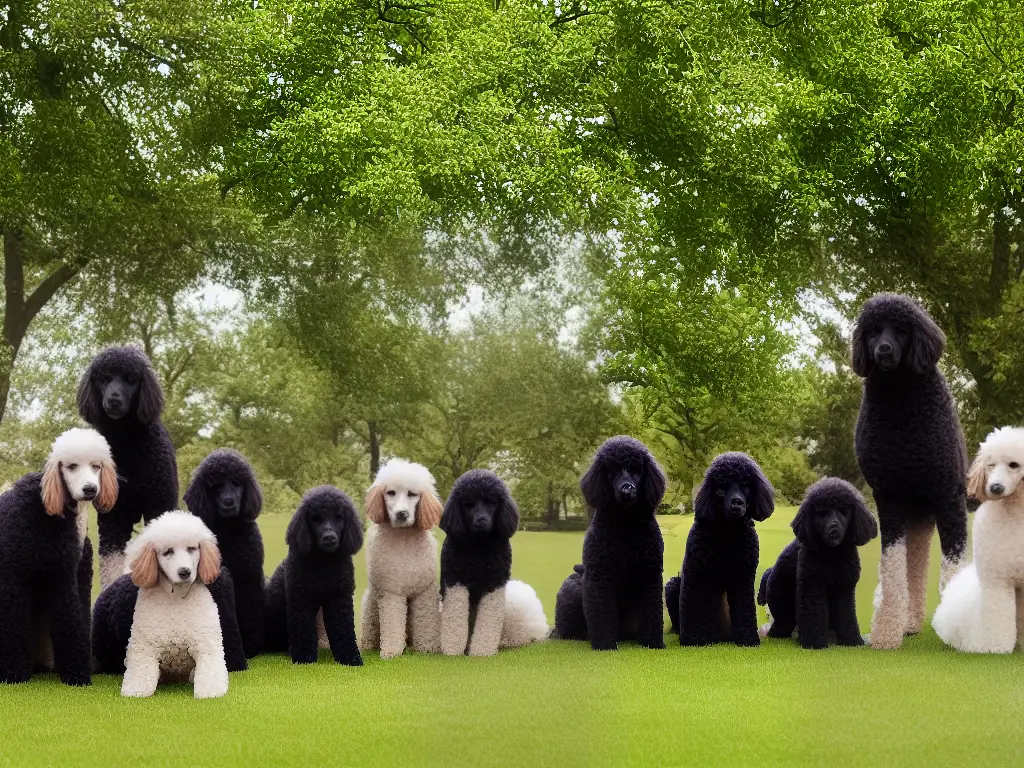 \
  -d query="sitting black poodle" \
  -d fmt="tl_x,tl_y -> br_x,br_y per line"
77,346 -> 178,589
758,478 -> 878,649
553,436 -> 667,650
439,469 -> 519,656
184,449 -> 265,658
669,452 -> 774,647
264,486 -> 363,665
